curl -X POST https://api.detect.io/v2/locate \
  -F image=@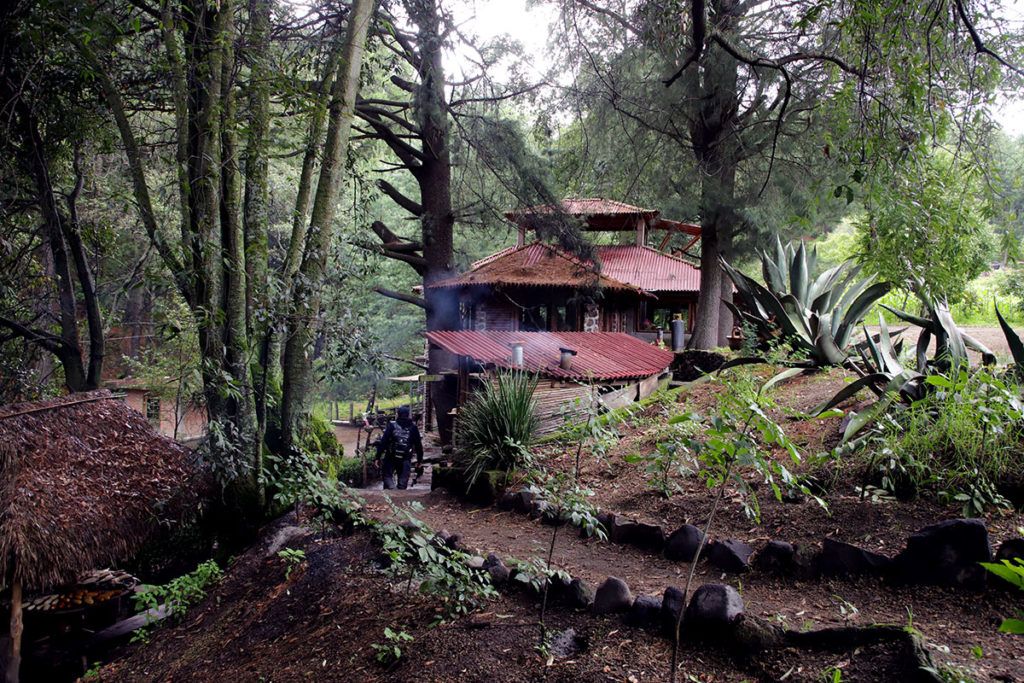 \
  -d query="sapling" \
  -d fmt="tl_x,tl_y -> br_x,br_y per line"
667,369 -> 823,683
526,470 -> 606,650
